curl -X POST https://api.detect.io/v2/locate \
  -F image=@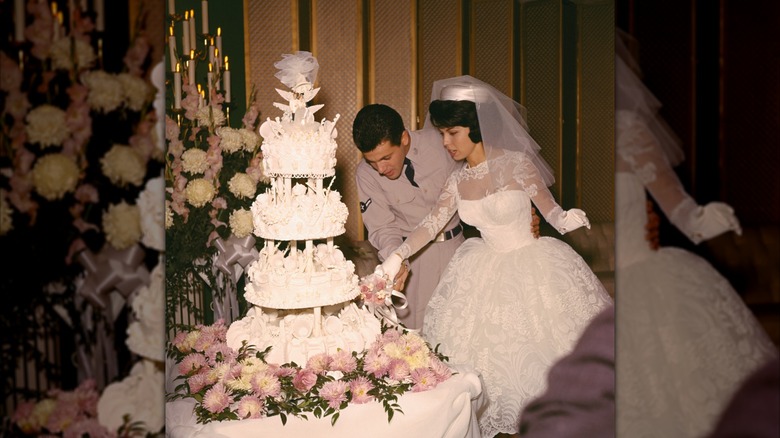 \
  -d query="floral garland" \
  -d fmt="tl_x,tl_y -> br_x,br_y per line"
167,319 -> 453,425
